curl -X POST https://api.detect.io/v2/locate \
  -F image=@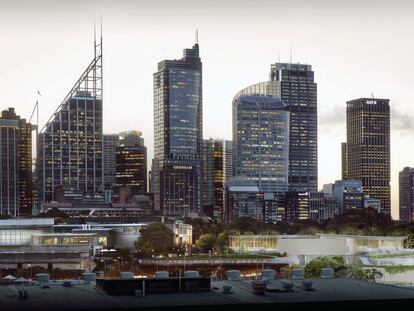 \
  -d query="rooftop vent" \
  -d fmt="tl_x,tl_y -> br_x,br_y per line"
227,270 -> 241,281
154,271 -> 169,279
120,272 -> 134,279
